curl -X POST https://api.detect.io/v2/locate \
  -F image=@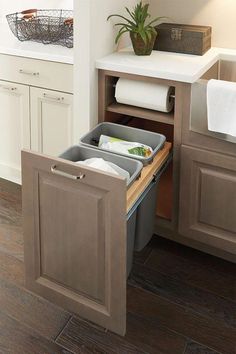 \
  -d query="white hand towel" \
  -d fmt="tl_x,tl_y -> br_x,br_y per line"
207,79 -> 236,137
